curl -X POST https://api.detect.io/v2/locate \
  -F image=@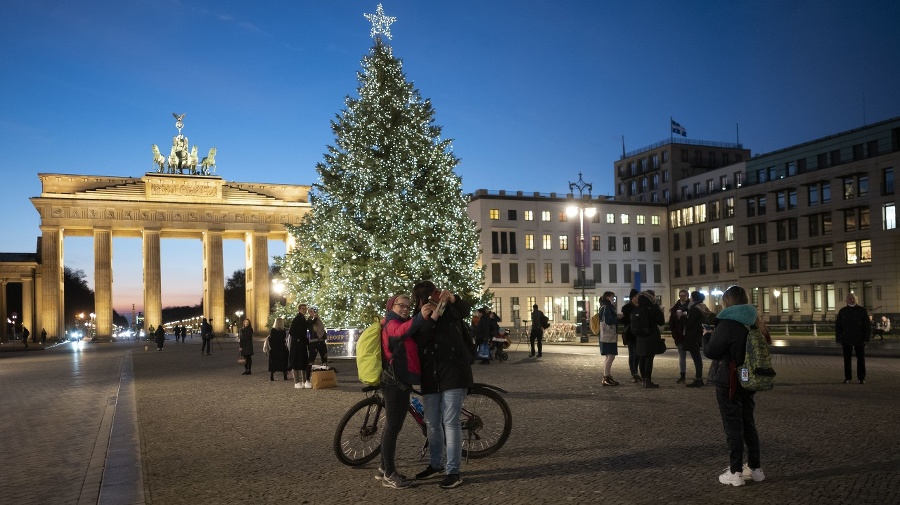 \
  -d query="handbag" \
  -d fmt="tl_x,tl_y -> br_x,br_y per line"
238,357 -> 246,365
476,342 -> 491,360
655,338 -> 667,355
